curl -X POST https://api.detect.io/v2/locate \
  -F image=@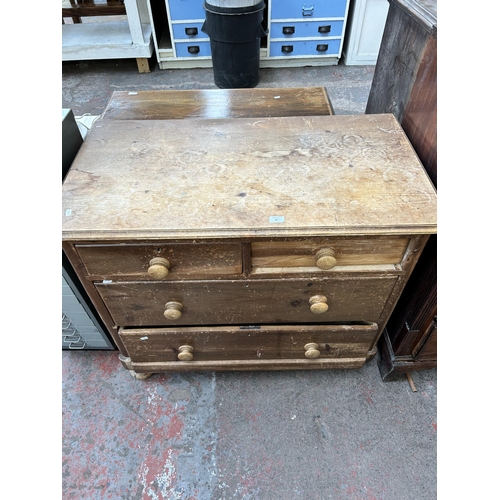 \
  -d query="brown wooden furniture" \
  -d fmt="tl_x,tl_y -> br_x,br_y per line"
100,88 -> 335,121
365,0 -> 437,380
62,0 -> 126,24
62,109 -> 437,378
